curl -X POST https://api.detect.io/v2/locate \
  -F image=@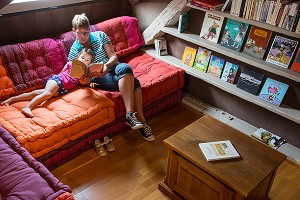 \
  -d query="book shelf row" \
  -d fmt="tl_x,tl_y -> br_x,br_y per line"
142,47 -> 300,124
187,2 -> 300,38
162,26 -> 300,82
191,0 -> 300,34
